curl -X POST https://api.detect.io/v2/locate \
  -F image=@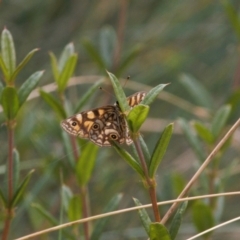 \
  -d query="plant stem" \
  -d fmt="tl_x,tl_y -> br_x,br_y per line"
80,186 -> 90,240
134,138 -> 161,222
2,123 -> 15,240
161,118 -> 240,224
70,136 -> 90,240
